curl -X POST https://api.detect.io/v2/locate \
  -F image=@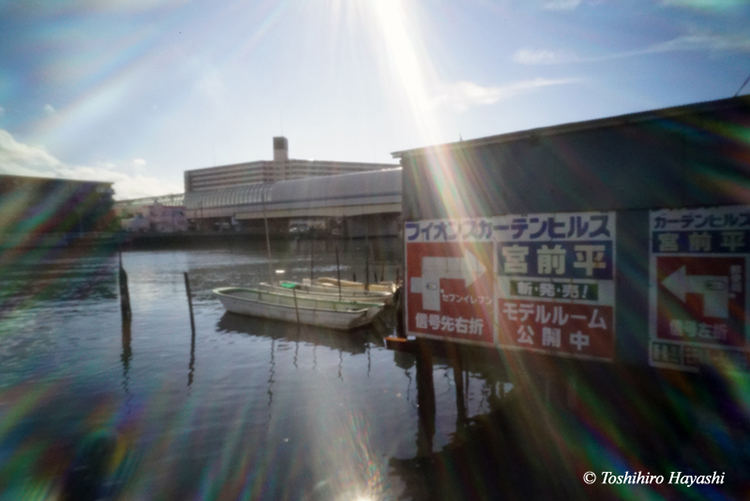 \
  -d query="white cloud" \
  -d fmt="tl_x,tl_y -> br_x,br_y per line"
661,0 -> 747,9
513,33 -> 750,65
513,48 -> 581,65
0,129 -> 181,200
0,130 -> 62,175
132,158 -> 148,172
650,34 -> 750,53
434,78 -> 576,111
543,0 -> 583,10
43,104 -> 56,115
